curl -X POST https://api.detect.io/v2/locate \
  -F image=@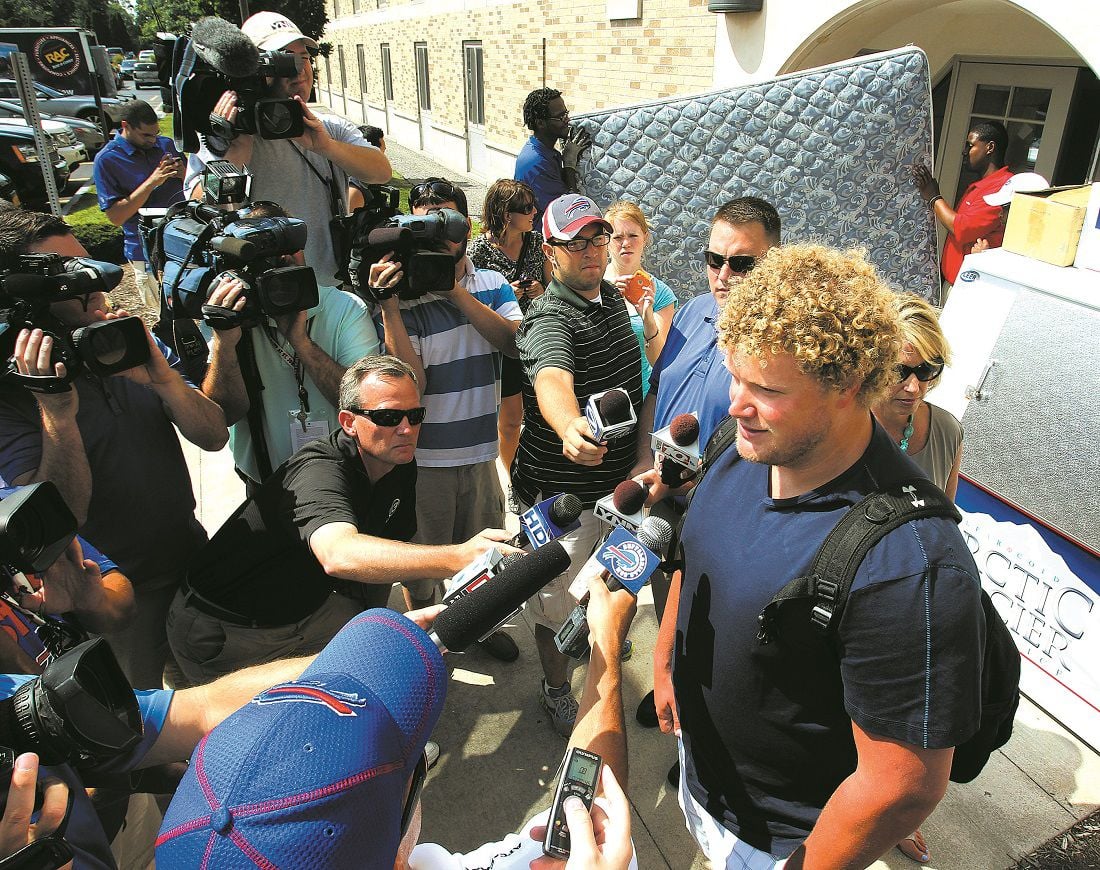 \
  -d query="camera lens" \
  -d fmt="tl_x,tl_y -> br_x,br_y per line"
85,324 -> 129,368
259,102 -> 295,137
